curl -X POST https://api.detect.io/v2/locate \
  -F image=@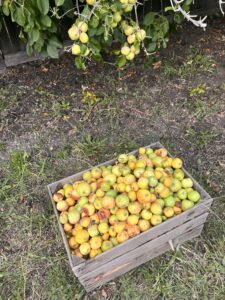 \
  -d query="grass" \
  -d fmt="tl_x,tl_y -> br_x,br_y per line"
0,26 -> 225,299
